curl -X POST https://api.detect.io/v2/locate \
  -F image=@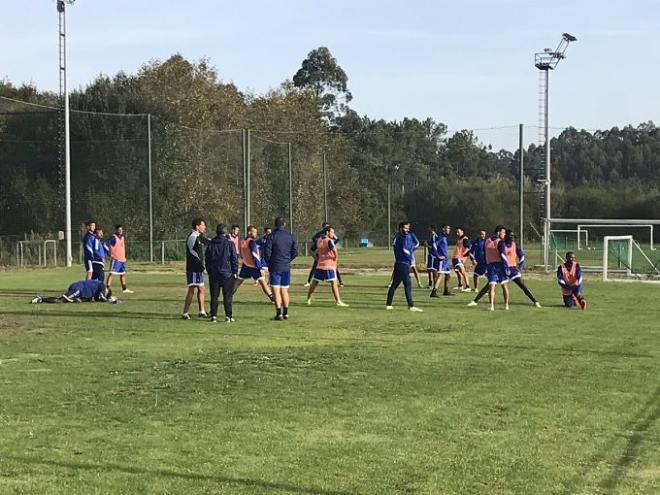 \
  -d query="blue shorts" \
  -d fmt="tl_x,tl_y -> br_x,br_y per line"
313,269 -> 337,282
506,267 -> 521,280
239,265 -> 264,281
487,263 -> 509,285
269,271 -> 291,288
186,271 -> 205,287
452,258 -> 465,270
426,255 -> 440,271
438,259 -> 450,274
473,264 -> 487,277
110,260 -> 126,275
